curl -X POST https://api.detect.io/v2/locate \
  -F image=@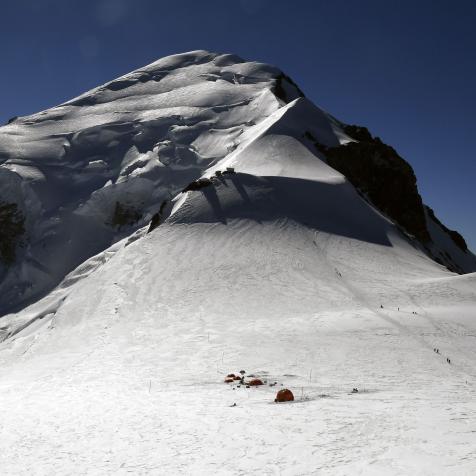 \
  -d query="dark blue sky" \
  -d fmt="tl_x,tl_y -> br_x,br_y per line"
1,0 -> 475,250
